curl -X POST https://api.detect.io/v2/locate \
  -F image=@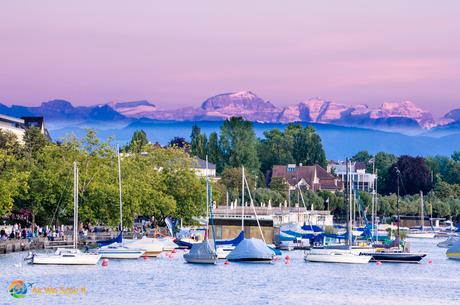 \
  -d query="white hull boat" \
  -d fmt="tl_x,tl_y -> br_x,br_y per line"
125,238 -> 163,257
98,244 -> 145,259
406,232 -> 436,239
304,251 -> 371,264
216,245 -> 235,259
31,248 -> 101,265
